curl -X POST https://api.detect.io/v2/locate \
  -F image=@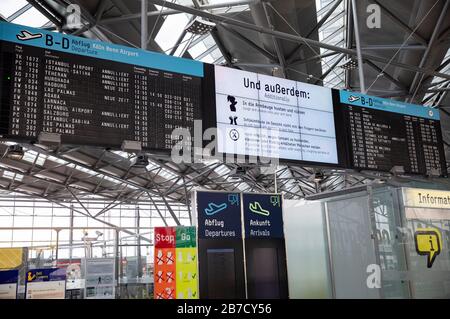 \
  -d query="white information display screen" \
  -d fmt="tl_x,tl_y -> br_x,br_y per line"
84,258 -> 115,299
25,281 -> 66,299
0,283 -> 17,299
214,65 -> 338,164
